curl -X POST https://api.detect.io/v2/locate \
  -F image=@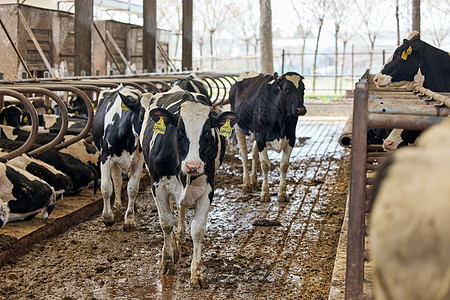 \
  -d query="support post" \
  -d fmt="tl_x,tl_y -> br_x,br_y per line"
143,0 -> 156,73
345,79 -> 368,299
74,0 -> 93,76
182,0 -> 193,71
